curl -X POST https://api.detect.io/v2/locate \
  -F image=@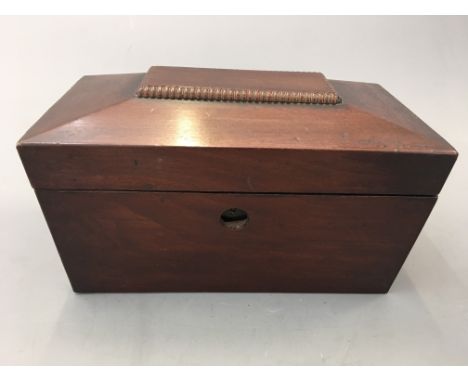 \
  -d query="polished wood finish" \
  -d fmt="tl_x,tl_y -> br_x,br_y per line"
136,66 -> 340,104
19,145 -> 455,196
36,190 -> 435,293
17,74 -> 457,195
17,67 -> 458,293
